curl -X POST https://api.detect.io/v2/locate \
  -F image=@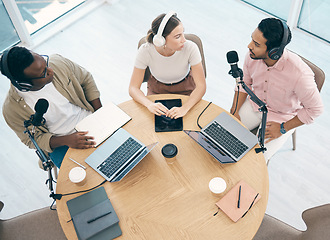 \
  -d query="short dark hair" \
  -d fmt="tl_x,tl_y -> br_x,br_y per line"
0,46 -> 34,82
258,18 -> 292,51
146,13 -> 181,44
